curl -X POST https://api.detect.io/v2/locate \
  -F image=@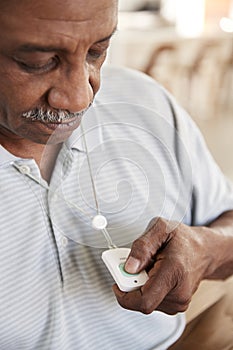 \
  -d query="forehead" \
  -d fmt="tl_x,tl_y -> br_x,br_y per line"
0,0 -> 118,49
0,0 -> 117,17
